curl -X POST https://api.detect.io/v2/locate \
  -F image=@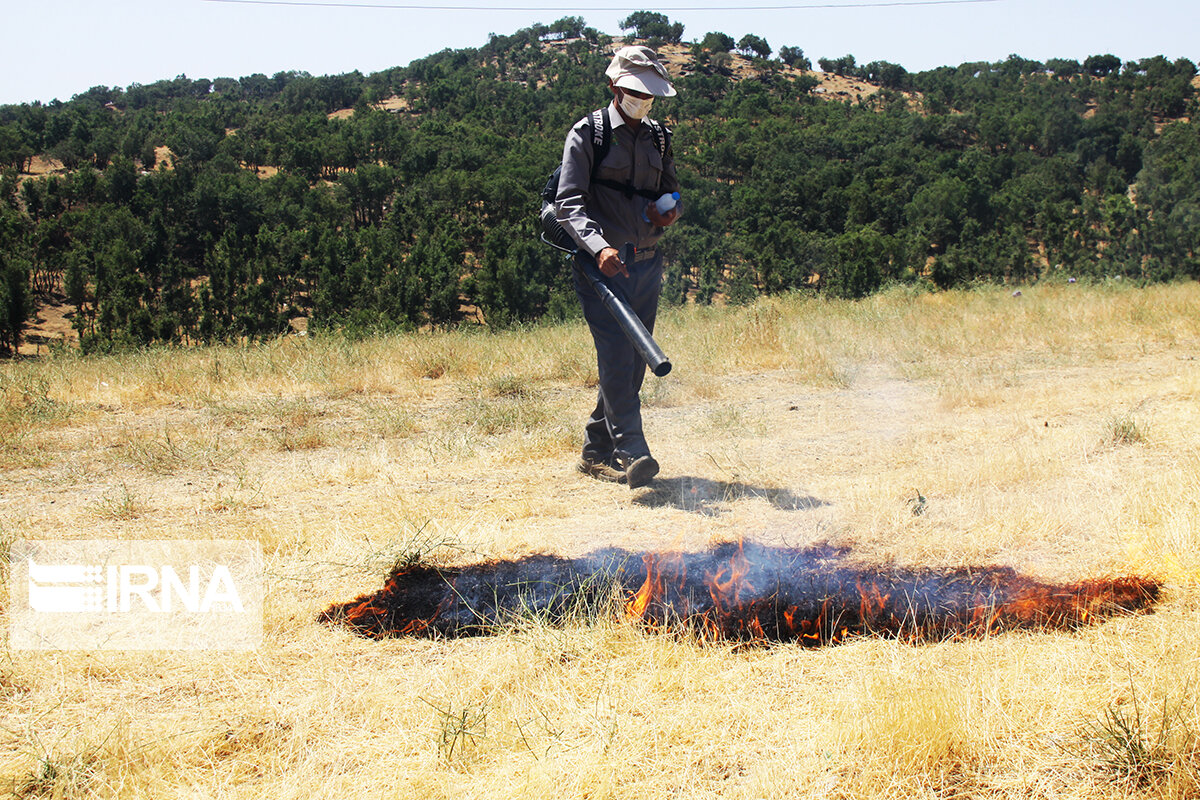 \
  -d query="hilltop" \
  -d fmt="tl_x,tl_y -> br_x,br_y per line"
298,38 -> 917,127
